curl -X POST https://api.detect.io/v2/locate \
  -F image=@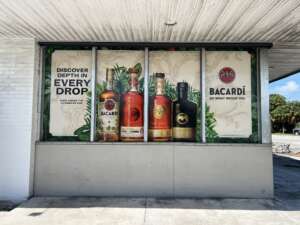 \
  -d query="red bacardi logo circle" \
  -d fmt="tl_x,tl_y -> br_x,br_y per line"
105,99 -> 115,111
219,67 -> 235,83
